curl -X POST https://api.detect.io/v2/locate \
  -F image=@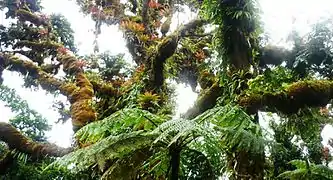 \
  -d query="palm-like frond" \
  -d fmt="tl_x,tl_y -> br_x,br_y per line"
49,105 -> 265,179
278,160 -> 333,180
151,104 -> 265,178
193,104 -> 265,154
48,131 -> 157,175
151,117 -> 223,178
152,118 -> 212,146
278,168 -> 309,180
76,108 -> 167,144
